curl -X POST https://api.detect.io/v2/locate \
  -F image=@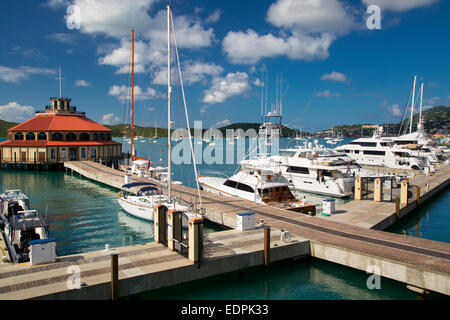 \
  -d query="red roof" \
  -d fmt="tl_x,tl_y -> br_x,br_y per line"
8,114 -> 112,132
0,140 -> 121,147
